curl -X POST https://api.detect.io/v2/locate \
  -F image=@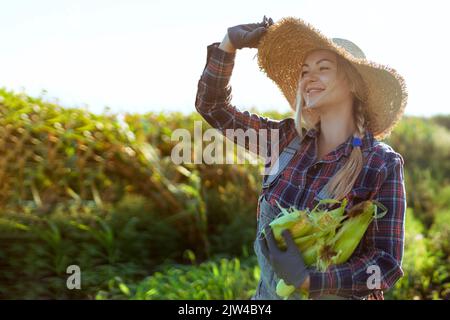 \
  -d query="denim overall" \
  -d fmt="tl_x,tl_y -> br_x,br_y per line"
251,135 -> 348,300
